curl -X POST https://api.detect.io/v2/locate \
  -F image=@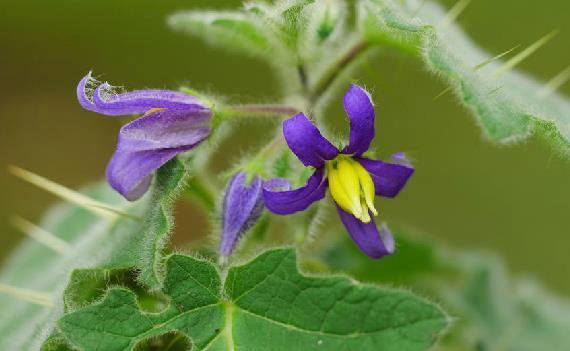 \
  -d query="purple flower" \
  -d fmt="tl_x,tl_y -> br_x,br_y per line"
263,84 -> 414,259
77,72 -> 212,200
219,172 -> 265,257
